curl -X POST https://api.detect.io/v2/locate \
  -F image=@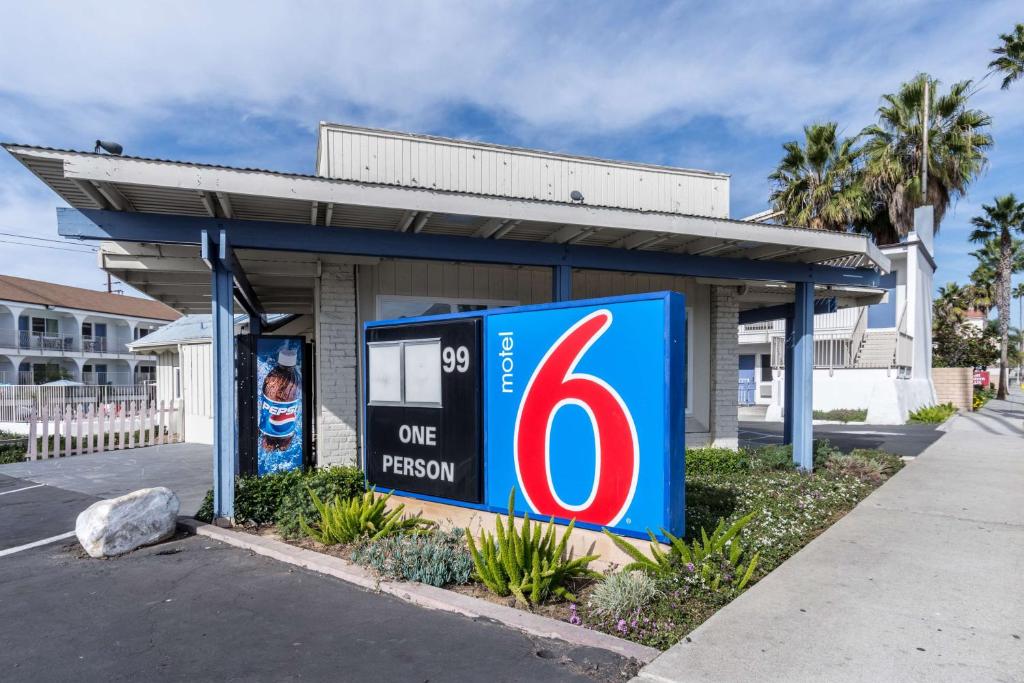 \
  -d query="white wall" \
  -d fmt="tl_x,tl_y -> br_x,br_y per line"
766,368 -> 935,424
180,342 -> 213,444
318,124 -> 730,218
316,263 -> 360,467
